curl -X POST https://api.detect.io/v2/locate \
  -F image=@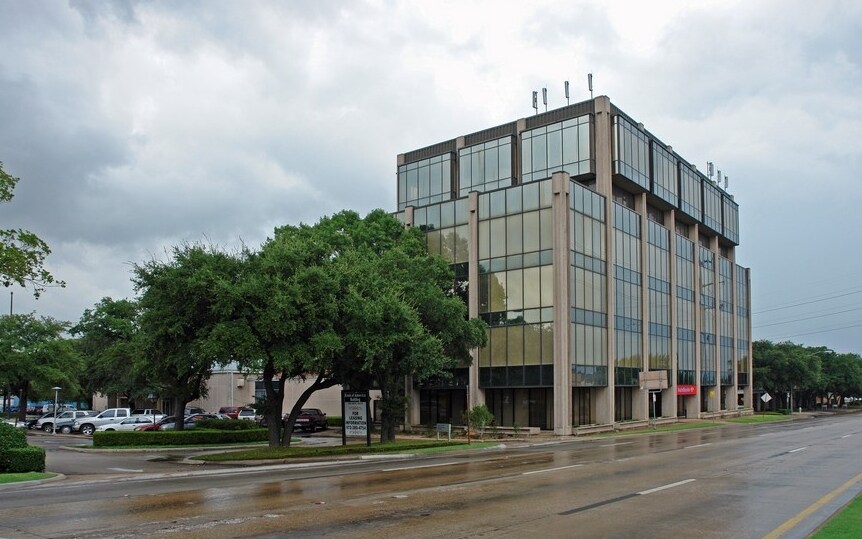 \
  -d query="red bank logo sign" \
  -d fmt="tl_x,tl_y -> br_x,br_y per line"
676,384 -> 698,396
